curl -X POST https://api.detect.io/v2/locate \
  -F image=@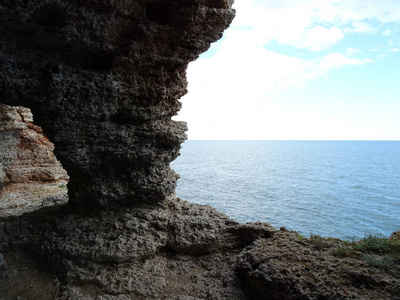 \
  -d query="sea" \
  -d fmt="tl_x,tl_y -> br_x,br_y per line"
171,140 -> 400,241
